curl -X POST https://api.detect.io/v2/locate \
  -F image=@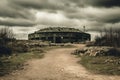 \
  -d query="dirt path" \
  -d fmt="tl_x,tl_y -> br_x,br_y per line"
1,44 -> 120,80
